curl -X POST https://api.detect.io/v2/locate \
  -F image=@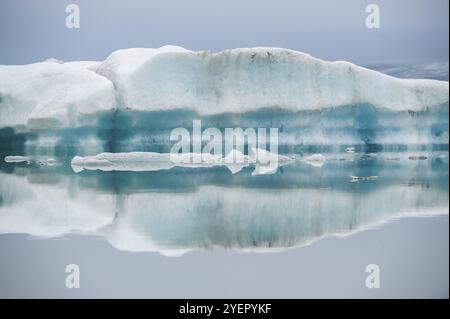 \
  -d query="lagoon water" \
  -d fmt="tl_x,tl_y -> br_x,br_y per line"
0,150 -> 448,298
